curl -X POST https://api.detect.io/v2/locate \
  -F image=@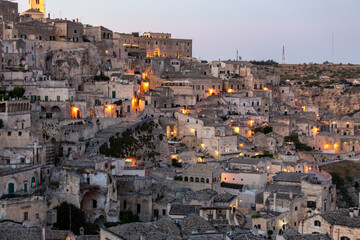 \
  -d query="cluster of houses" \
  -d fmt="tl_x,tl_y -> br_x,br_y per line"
0,1 -> 359,240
